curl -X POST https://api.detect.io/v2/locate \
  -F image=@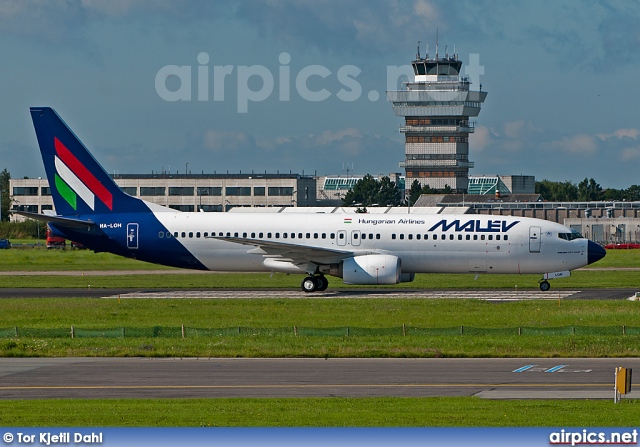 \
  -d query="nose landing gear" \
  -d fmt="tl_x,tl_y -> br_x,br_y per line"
539,280 -> 551,292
